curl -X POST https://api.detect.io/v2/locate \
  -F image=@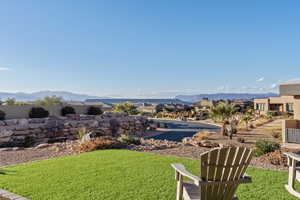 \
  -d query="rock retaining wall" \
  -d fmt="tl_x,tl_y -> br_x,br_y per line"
0,112 -> 148,147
